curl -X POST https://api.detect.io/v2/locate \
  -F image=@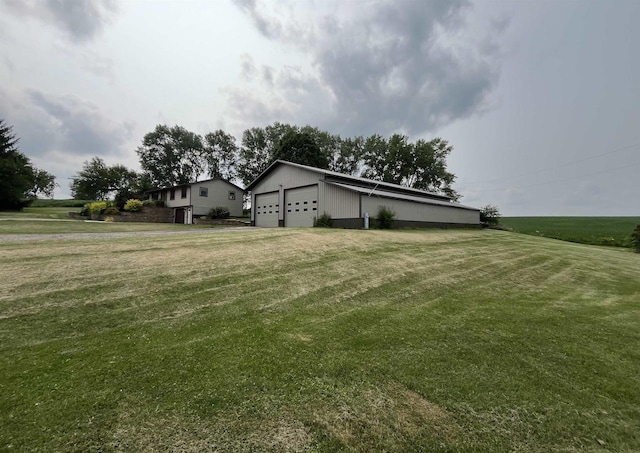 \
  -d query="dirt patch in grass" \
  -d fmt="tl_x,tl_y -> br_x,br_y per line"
109,408 -> 216,452
314,383 -> 461,450
248,417 -> 313,452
